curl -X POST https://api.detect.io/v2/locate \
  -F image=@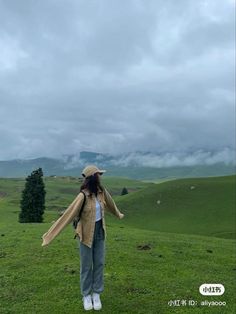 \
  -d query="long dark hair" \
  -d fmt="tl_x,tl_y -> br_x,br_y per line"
80,173 -> 104,196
